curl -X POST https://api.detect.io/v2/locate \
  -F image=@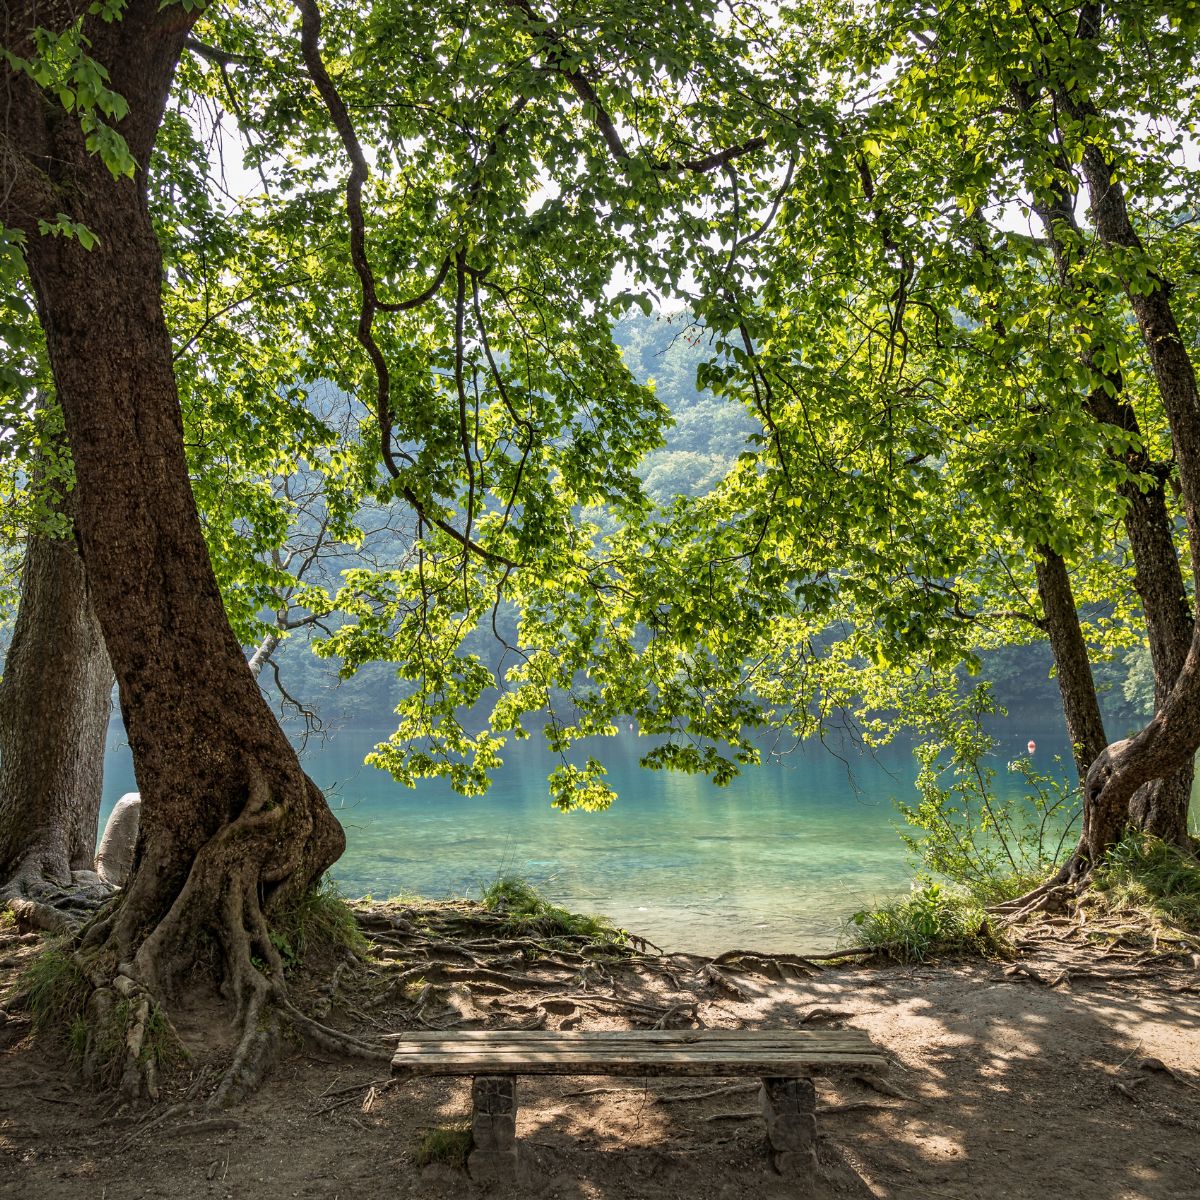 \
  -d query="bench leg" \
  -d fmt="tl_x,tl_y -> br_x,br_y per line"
760,1076 -> 817,1183
468,1075 -> 524,1184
